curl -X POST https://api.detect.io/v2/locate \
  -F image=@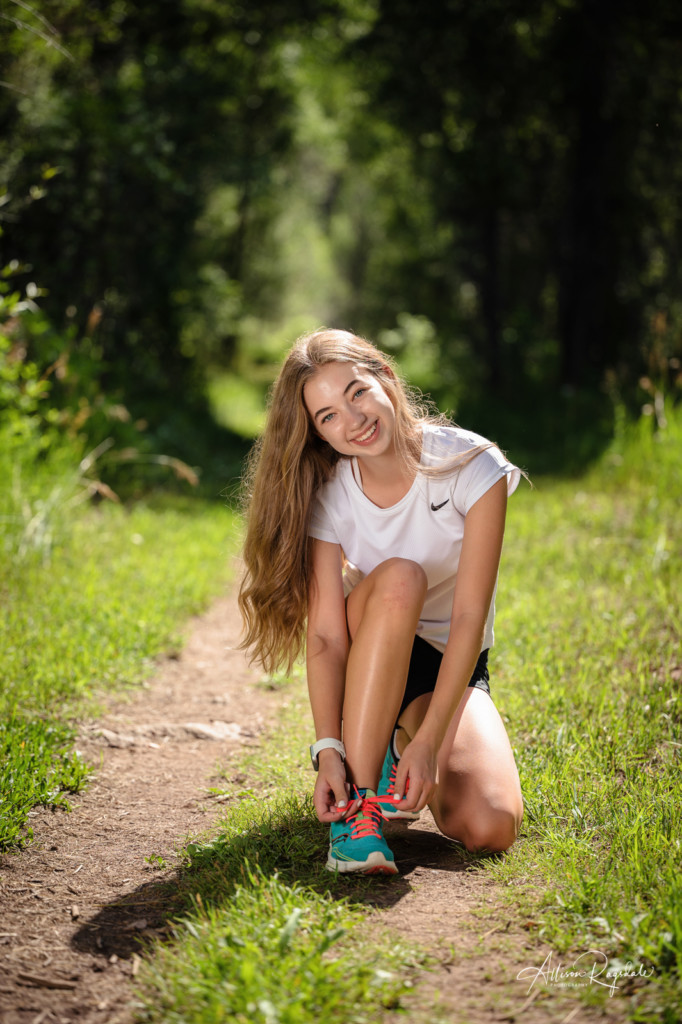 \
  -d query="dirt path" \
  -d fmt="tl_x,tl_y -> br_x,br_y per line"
0,592 -> 630,1024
